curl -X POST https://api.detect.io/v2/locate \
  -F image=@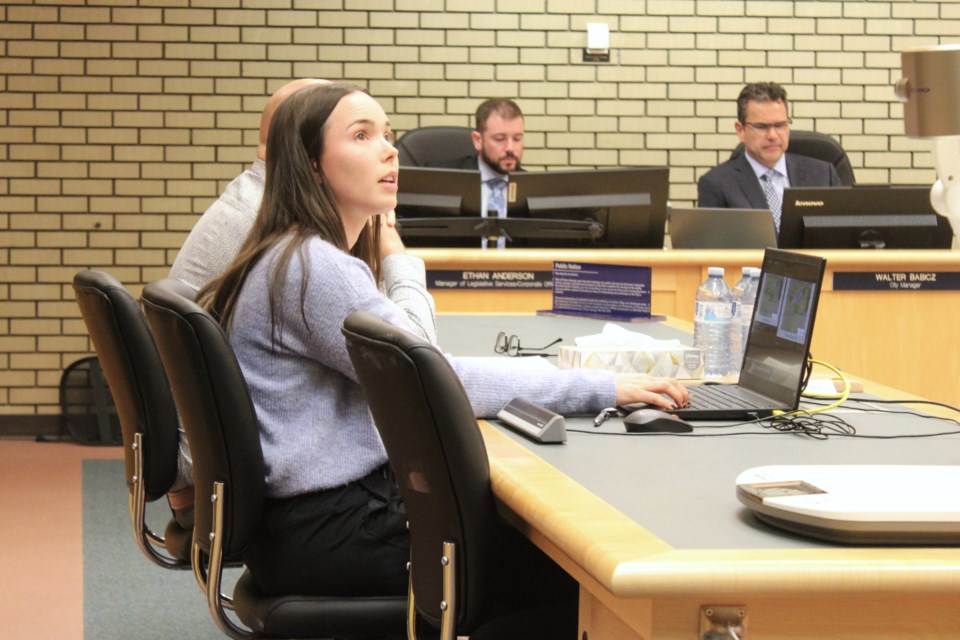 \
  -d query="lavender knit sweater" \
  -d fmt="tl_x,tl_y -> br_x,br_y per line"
230,235 -> 615,498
